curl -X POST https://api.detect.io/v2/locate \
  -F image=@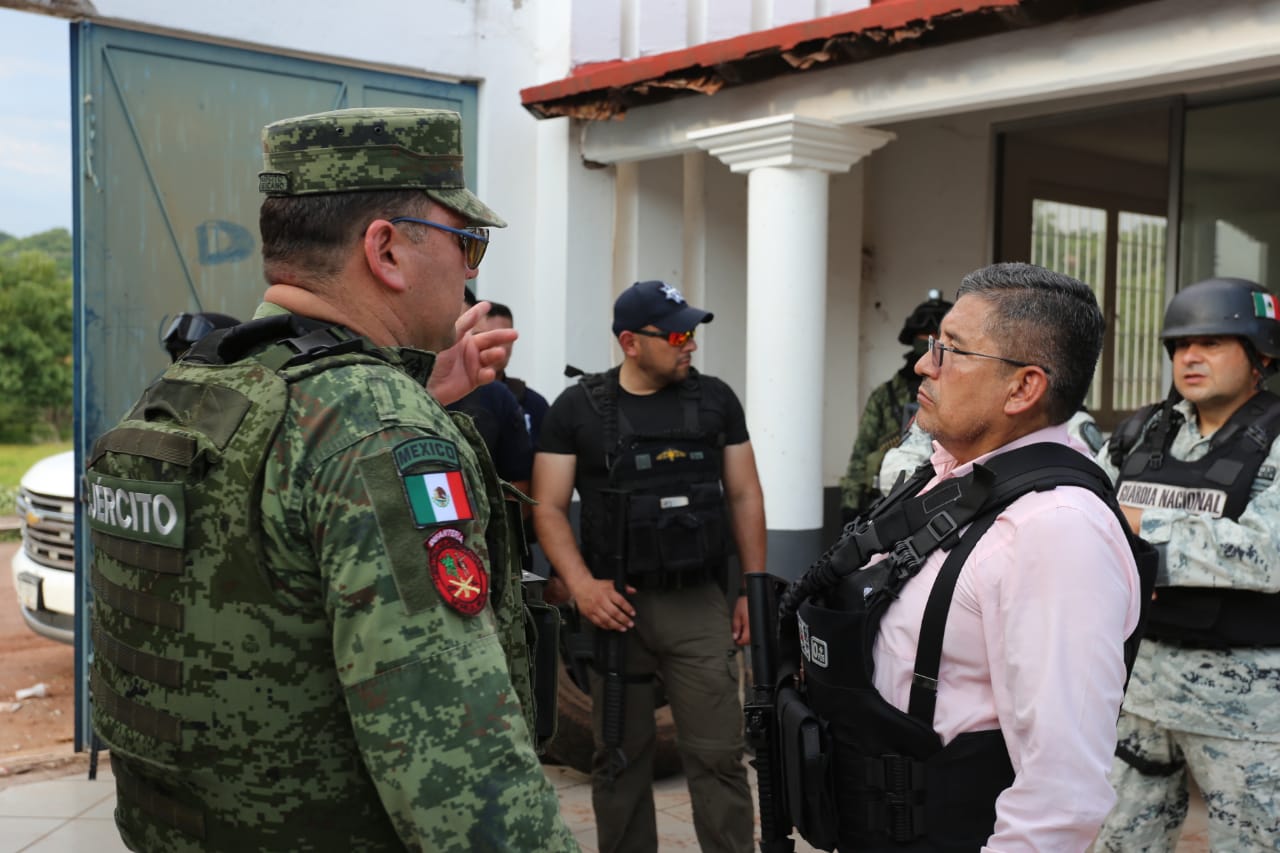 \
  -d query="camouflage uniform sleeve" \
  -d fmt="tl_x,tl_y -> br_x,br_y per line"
268,366 -> 577,852
1094,439 -> 1121,483
839,375 -> 907,512
877,421 -> 933,494
1138,433 -> 1280,593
